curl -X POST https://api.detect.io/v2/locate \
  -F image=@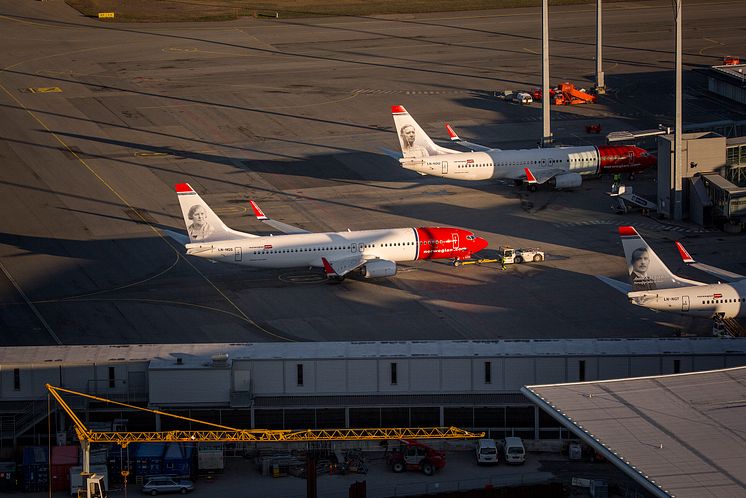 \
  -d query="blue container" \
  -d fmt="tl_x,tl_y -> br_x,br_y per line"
19,464 -> 48,492
162,444 -> 195,478
21,447 -> 48,466
135,443 -> 165,477
19,447 -> 49,492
